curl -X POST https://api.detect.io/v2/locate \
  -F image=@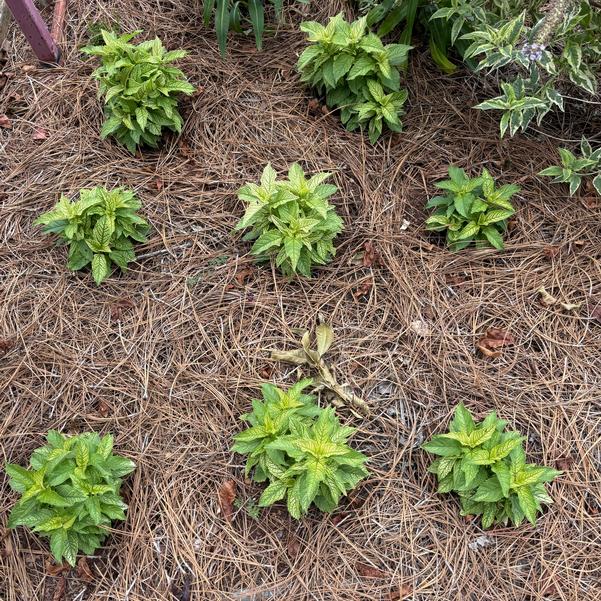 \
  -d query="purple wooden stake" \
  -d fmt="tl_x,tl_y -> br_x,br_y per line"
5,0 -> 60,64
